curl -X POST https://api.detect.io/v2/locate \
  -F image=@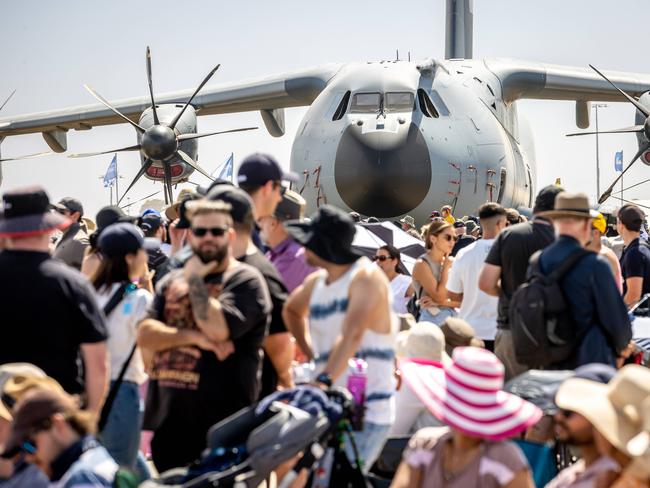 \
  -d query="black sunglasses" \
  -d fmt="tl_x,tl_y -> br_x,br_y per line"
191,226 -> 230,238
558,409 -> 575,418
372,255 -> 392,262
